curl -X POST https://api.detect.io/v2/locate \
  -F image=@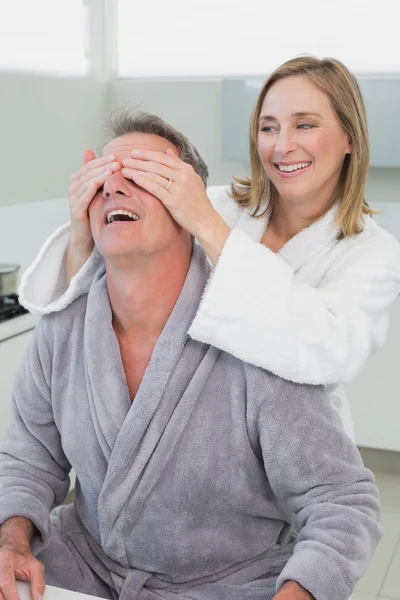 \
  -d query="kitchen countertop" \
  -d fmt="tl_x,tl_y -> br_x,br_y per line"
17,581 -> 103,600
0,312 -> 38,342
